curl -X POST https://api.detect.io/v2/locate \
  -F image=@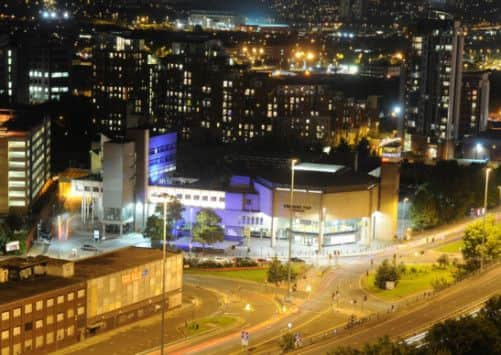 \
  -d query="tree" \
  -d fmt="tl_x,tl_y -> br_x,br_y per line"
437,254 -> 449,269
144,198 -> 184,241
479,295 -> 501,330
5,212 -> 25,232
336,138 -> 351,153
144,214 -> 163,241
409,187 -> 440,230
329,336 -> 414,355
426,316 -> 500,355
267,257 -> 297,284
280,333 -> 296,352
462,215 -> 501,270
192,208 -> 224,247
374,259 -> 399,290
0,224 -> 10,252
356,137 -> 371,158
